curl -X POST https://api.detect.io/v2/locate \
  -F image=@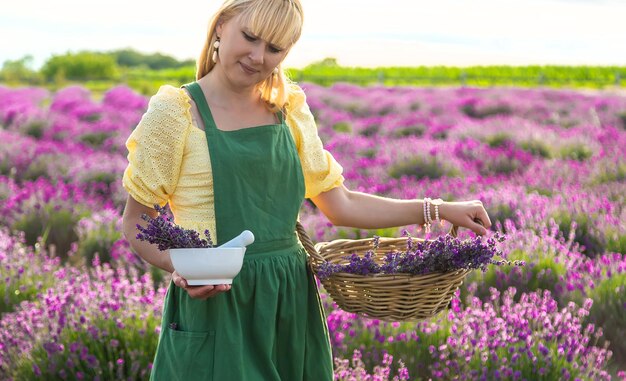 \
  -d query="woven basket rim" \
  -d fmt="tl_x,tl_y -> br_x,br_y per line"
321,267 -> 471,278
